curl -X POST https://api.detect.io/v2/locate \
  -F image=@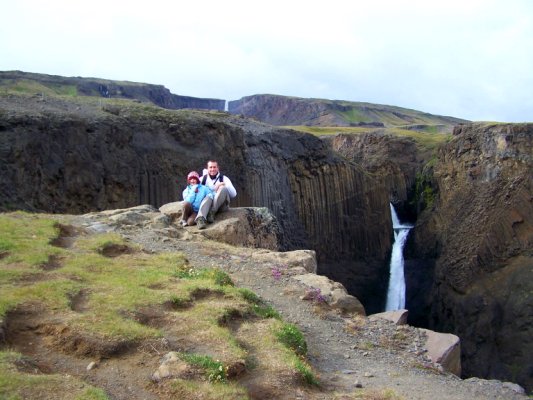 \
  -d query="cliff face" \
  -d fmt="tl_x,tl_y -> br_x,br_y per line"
0,71 -> 225,111
326,132 -> 425,206
411,123 -> 533,391
0,94 -> 392,313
